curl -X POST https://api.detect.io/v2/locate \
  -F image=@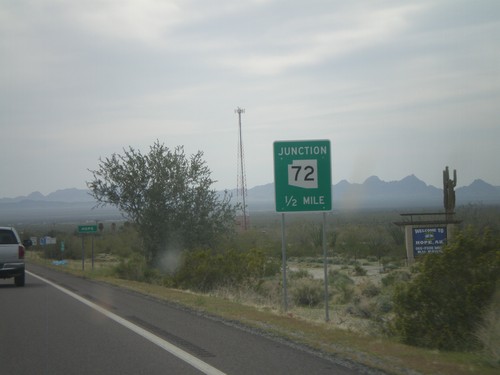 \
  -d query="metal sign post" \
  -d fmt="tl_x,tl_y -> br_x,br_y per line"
81,235 -> 85,271
281,213 -> 288,312
273,140 -> 332,320
322,212 -> 329,321
78,225 -> 98,271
